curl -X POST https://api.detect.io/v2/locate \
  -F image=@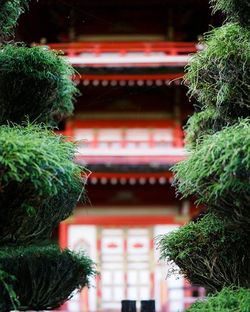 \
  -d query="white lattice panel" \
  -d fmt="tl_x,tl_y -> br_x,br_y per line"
154,225 -> 185,312
67,225 -> 98,312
